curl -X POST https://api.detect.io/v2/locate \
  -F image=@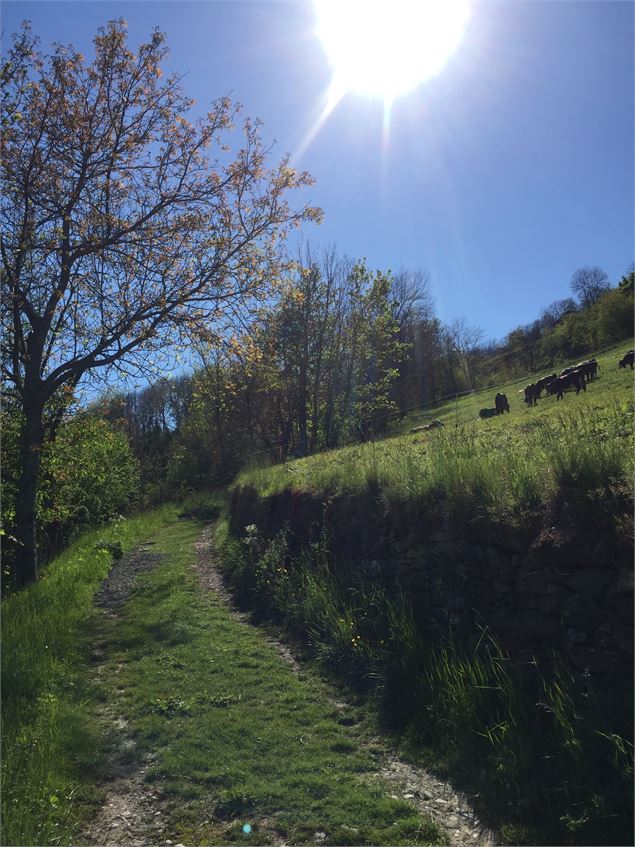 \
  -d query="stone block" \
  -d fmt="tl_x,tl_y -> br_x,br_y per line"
566,627 -> 587,644
564,568 -> 612,597
516,572 -> 547,594
538,595 -> 560,615
561,594 -> 601,631
513,610 -> 559,639
567,645 -> 620,674
616,569 -> 634,595
604,596 -> 634,626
